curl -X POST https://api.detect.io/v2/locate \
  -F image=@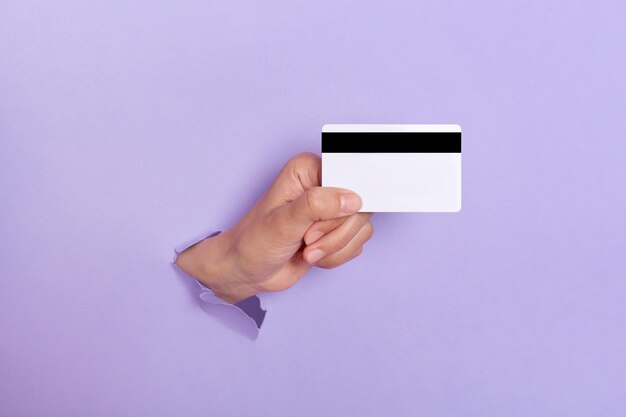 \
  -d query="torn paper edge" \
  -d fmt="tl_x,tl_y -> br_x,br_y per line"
172,230 -> 266,332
